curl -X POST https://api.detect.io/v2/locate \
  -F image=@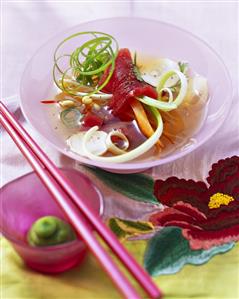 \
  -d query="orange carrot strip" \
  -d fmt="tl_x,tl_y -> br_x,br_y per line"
131,99 -> 164,149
